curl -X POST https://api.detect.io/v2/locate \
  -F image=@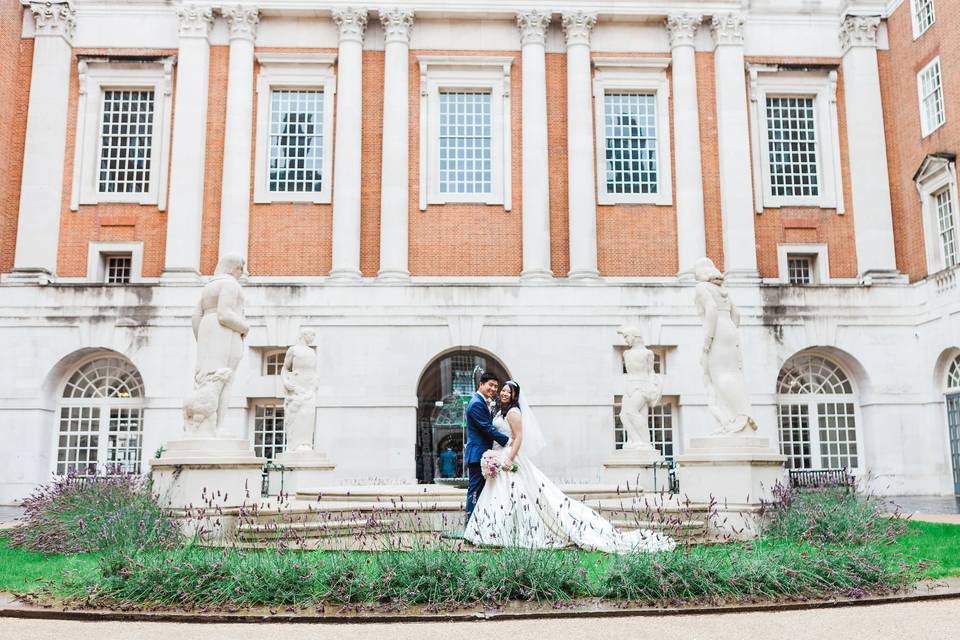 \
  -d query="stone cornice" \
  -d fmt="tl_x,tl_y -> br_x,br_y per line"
177,4 -> 213,39
666,12 -> 701,49
30,1 -> 75,42
333,7 -> 369,44
517,9 -> 551,47
223,5 -> 260,42
379,7 -> 414,44
839,14 -> 880,52
710,12 -> 744,47
561,11 -> 597,48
